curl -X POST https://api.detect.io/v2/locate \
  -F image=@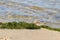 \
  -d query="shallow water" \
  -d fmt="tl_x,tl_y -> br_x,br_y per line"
0,0 -> 60,28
